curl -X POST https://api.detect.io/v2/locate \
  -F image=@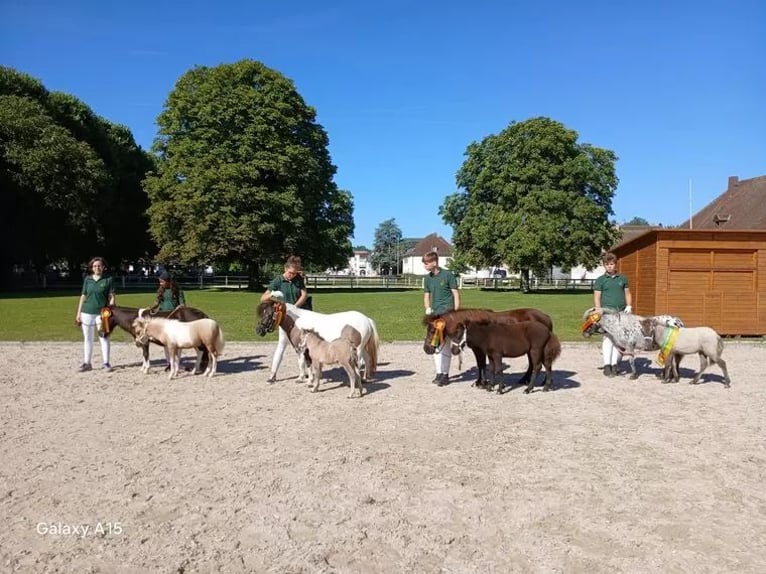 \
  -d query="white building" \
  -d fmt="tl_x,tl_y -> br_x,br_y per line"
401,233 -> 453,275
